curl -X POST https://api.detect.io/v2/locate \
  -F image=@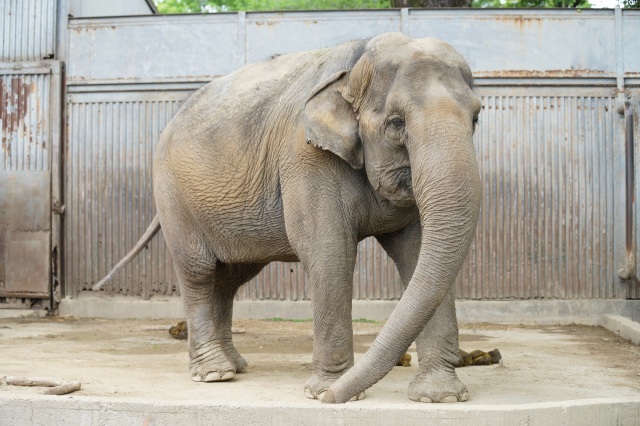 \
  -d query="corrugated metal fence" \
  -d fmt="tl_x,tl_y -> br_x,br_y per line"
0,0 -> 64,309
59,9 -> 640,301
0,0 -> 57,62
